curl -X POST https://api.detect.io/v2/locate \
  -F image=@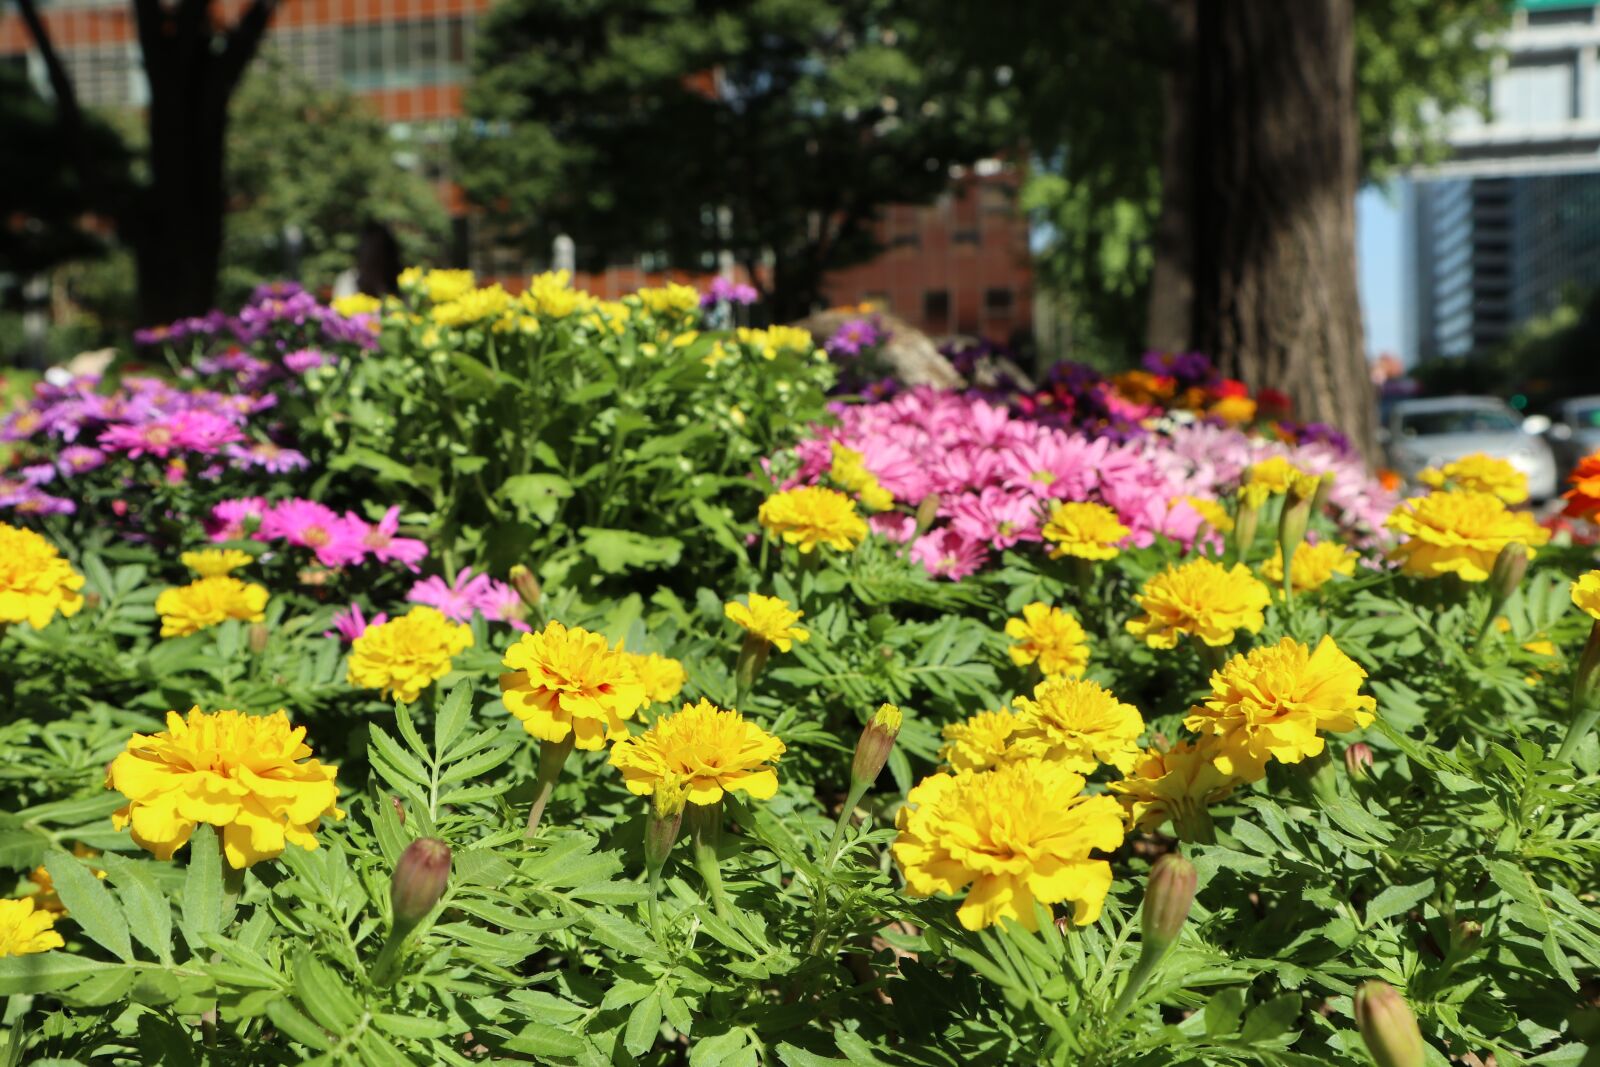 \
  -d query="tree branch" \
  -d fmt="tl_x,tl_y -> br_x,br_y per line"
220,0 -> 282,92
130,0 -> 169,95
12,0 -> 83,137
